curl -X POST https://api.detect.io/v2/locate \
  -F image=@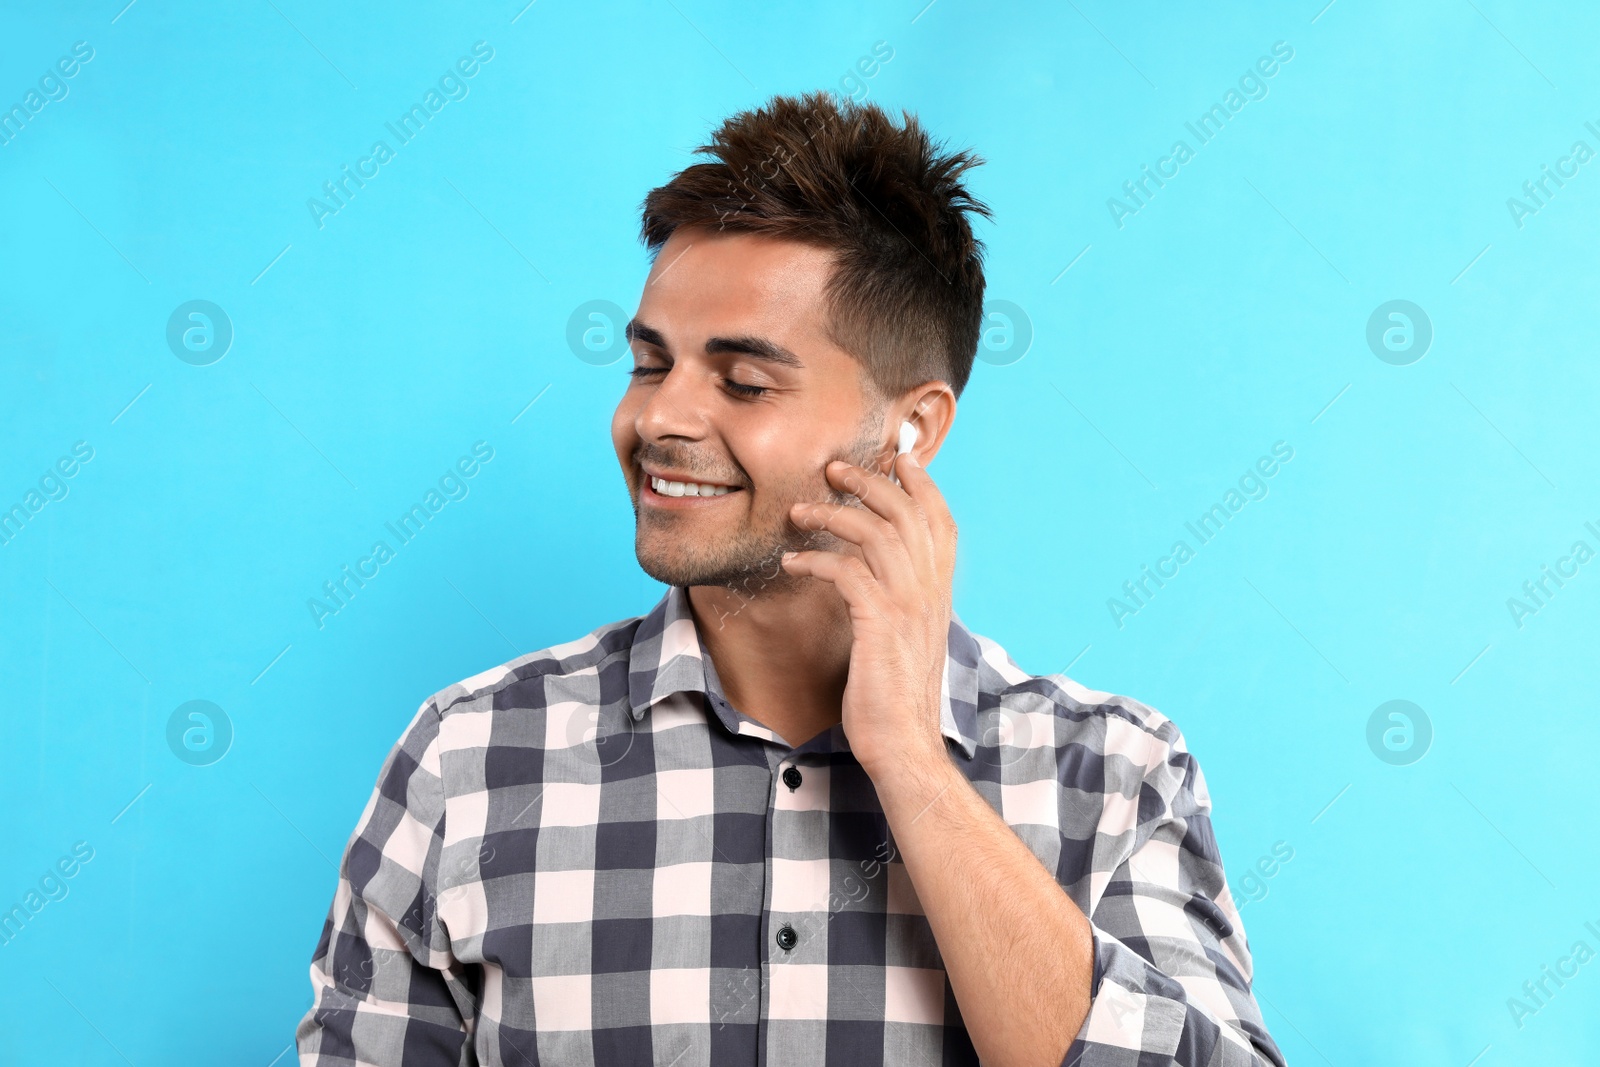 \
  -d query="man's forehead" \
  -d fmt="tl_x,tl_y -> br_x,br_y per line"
638,229 -> 839,345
